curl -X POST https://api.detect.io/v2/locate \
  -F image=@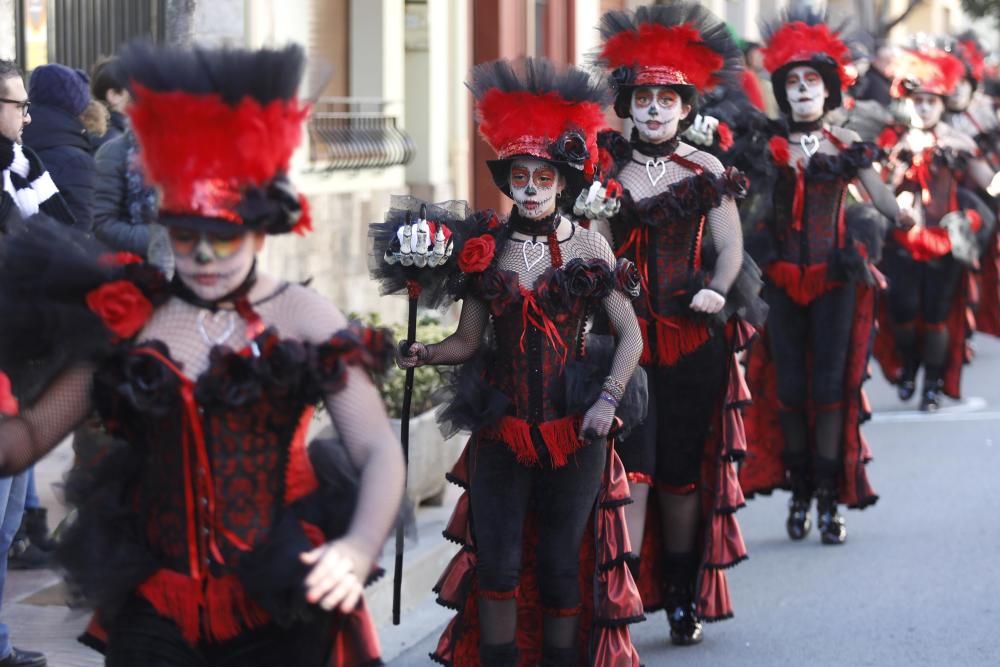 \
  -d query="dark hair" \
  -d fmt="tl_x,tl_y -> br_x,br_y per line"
0,60 -> 23,96
90,56 -> 126,102
742,41 -> 761,57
